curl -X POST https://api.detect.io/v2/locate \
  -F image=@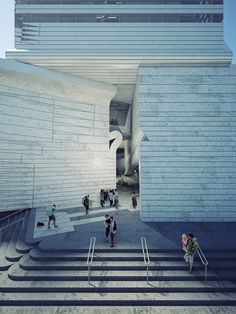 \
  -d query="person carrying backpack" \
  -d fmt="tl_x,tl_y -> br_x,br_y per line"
109,216 -> 117,247
82,195 -> 90,215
